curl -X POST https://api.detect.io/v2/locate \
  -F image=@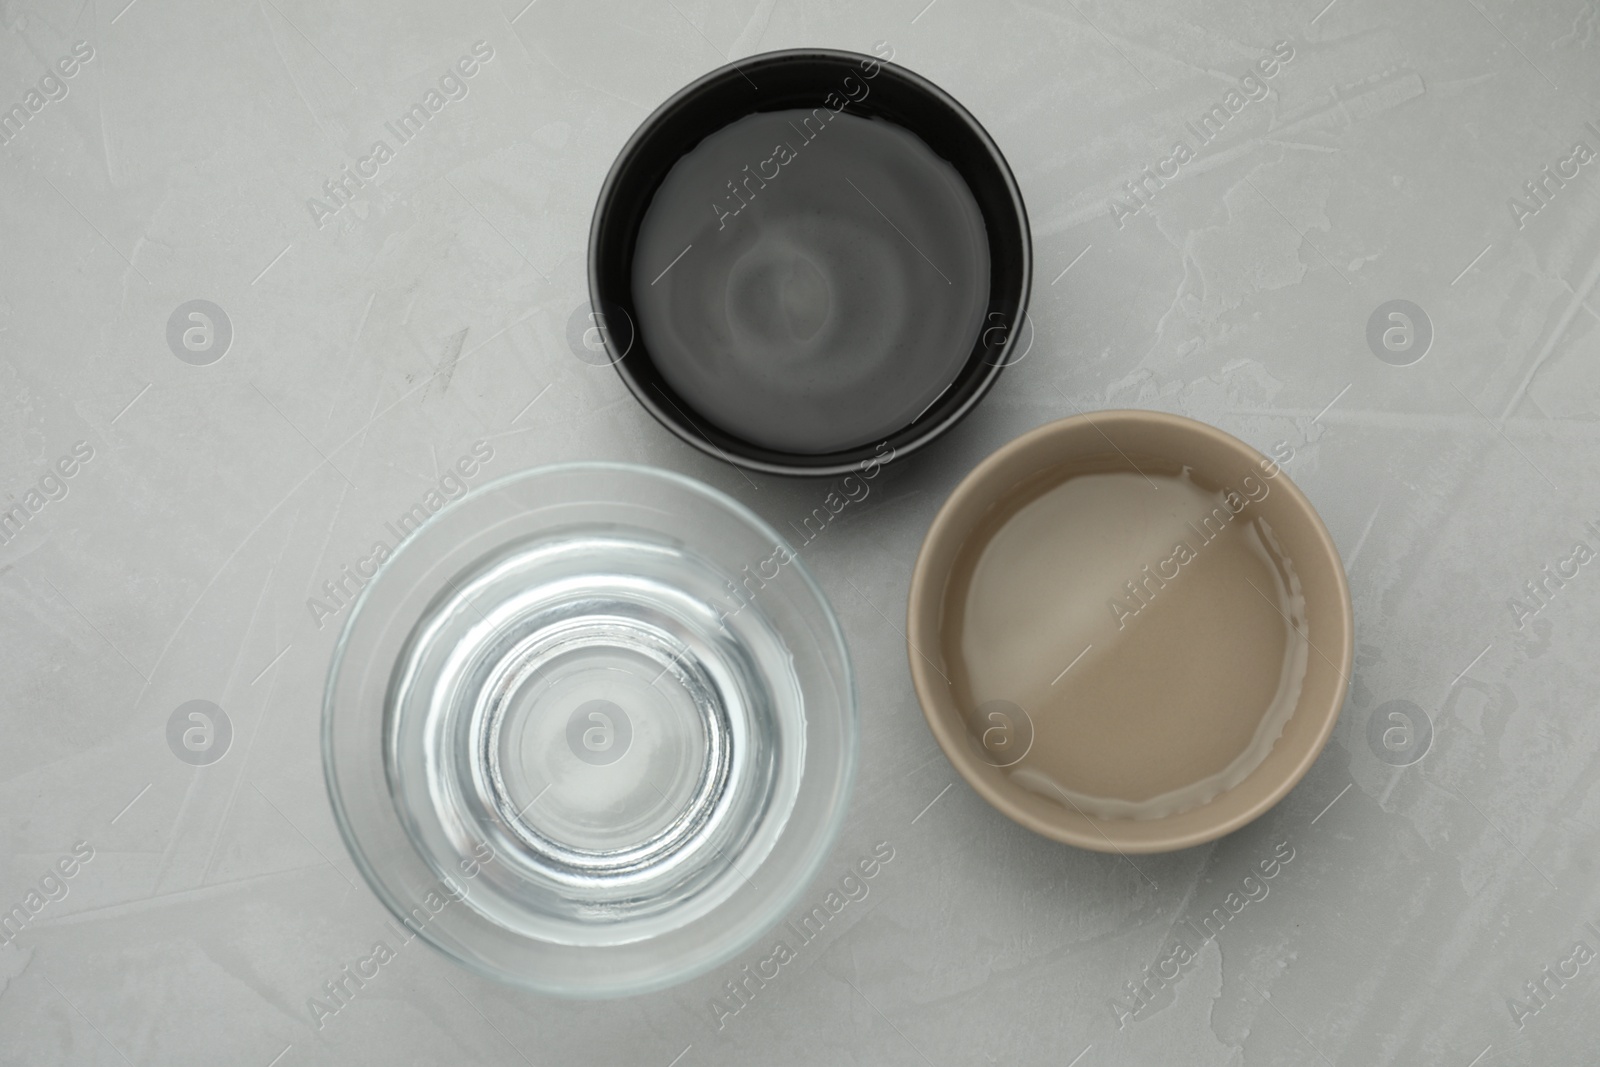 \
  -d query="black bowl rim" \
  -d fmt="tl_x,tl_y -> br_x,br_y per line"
587,47 -> 1033,478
